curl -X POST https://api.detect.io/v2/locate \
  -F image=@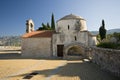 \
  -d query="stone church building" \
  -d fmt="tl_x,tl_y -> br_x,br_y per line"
22,14 -> 97,58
